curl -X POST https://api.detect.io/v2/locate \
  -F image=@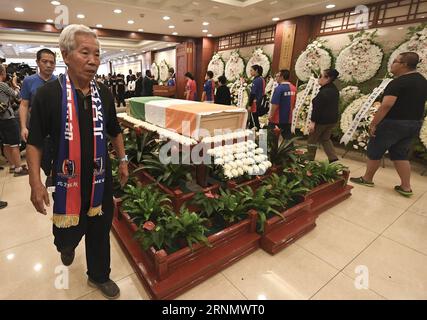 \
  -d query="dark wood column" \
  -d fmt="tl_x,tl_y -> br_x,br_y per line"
195,37 -> 216,101
272,15 -> 315,84
175,41 -> 196,99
